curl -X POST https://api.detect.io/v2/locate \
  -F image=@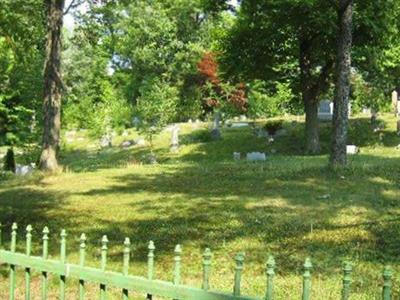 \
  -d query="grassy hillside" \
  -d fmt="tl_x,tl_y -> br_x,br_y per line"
0,114 -> 399,299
